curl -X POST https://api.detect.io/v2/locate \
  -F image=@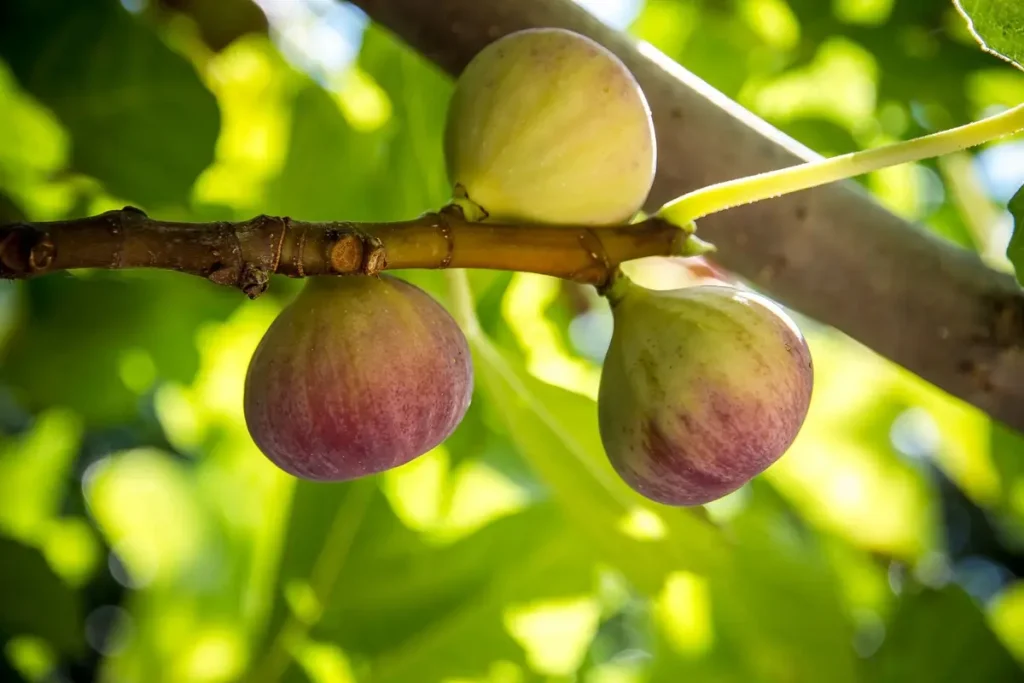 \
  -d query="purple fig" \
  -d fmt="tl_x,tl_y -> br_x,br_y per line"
597,278 -> 813,506
244,275 -> 473,481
